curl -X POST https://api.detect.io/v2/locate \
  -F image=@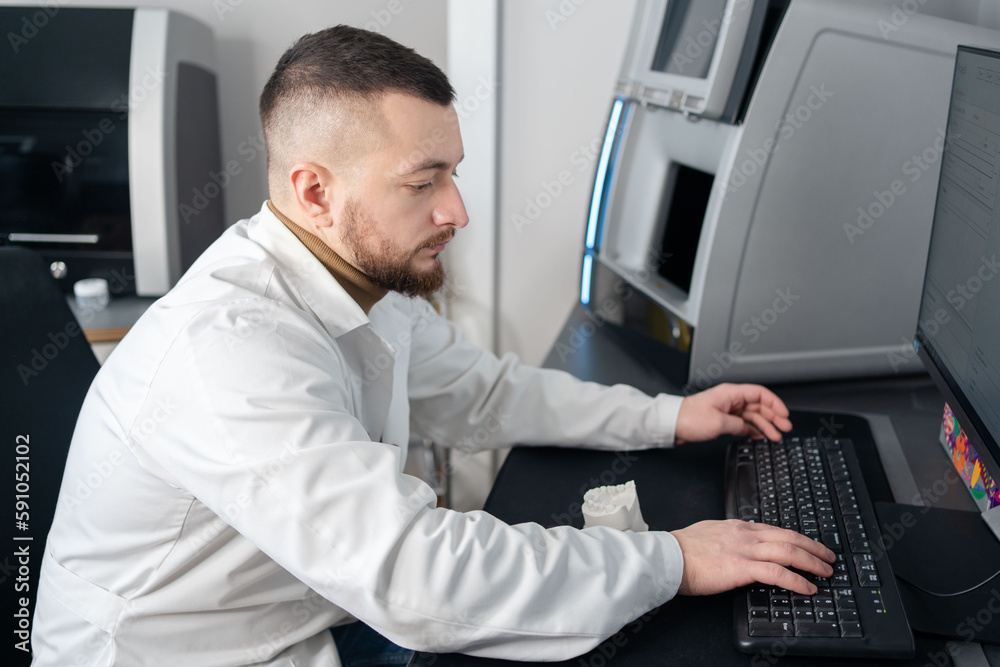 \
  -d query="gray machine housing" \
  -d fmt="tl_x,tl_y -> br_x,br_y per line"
586,0 -> 1000,386
0,7 -> 224,296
